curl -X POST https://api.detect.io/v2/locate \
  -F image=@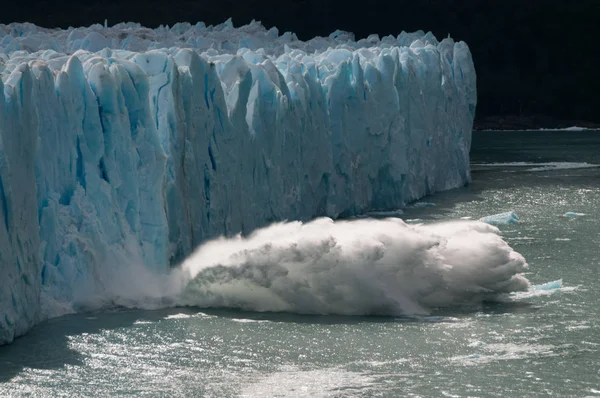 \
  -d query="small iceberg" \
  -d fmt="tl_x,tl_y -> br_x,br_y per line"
479,211 -> 519,226
533,279 -> 563,291
510,279 -> 564,300
413,202 -> 436,208
564,212 -> 585,217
